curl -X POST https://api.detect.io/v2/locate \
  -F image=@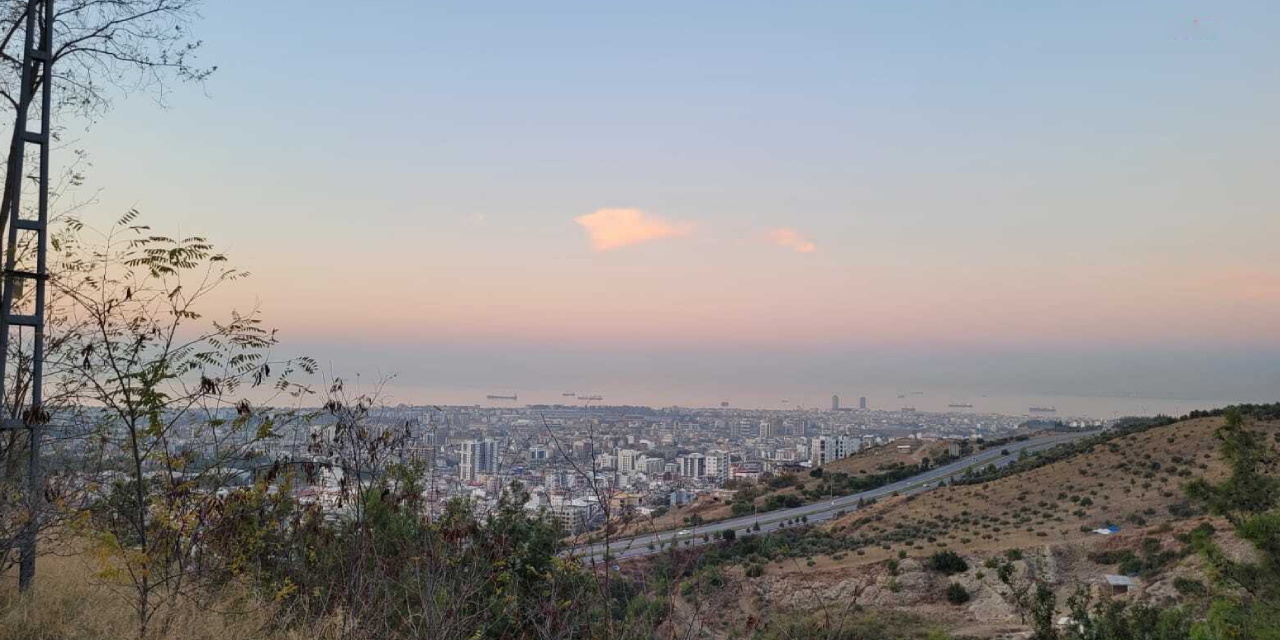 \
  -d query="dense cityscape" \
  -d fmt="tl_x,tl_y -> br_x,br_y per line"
74,399 -> 1100,536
